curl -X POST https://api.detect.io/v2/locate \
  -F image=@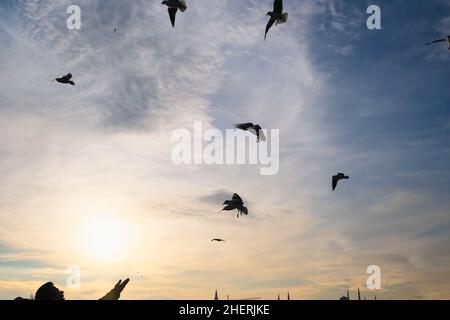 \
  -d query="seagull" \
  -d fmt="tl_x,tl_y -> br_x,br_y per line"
220,193 -> 249,218
161,0 -> 187,28
265,0 -> 288,41
332,173 -> 349,191
425,35 -> 450,50
54,73 -> 75,86
212,238 -> 226,242
234,123 -> 266,142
